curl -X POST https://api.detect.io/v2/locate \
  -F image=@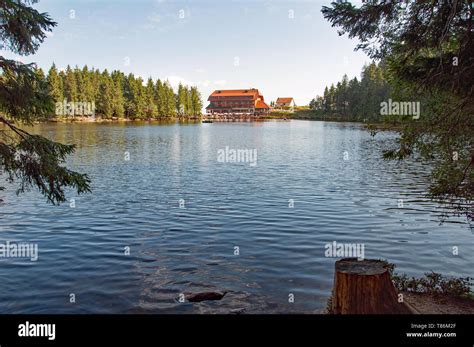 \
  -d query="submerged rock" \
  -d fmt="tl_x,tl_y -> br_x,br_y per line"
187,291 -> 228,302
